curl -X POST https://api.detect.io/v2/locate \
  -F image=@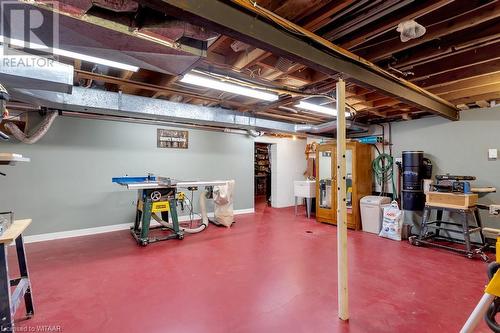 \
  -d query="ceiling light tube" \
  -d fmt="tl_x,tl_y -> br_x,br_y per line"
295,101 -> 351,117
181,73 -> 279,101
0,36 -> 139,72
